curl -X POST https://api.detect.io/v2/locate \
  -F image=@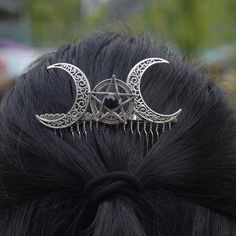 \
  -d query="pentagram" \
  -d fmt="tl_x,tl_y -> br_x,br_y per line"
89,75 -> 136,124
